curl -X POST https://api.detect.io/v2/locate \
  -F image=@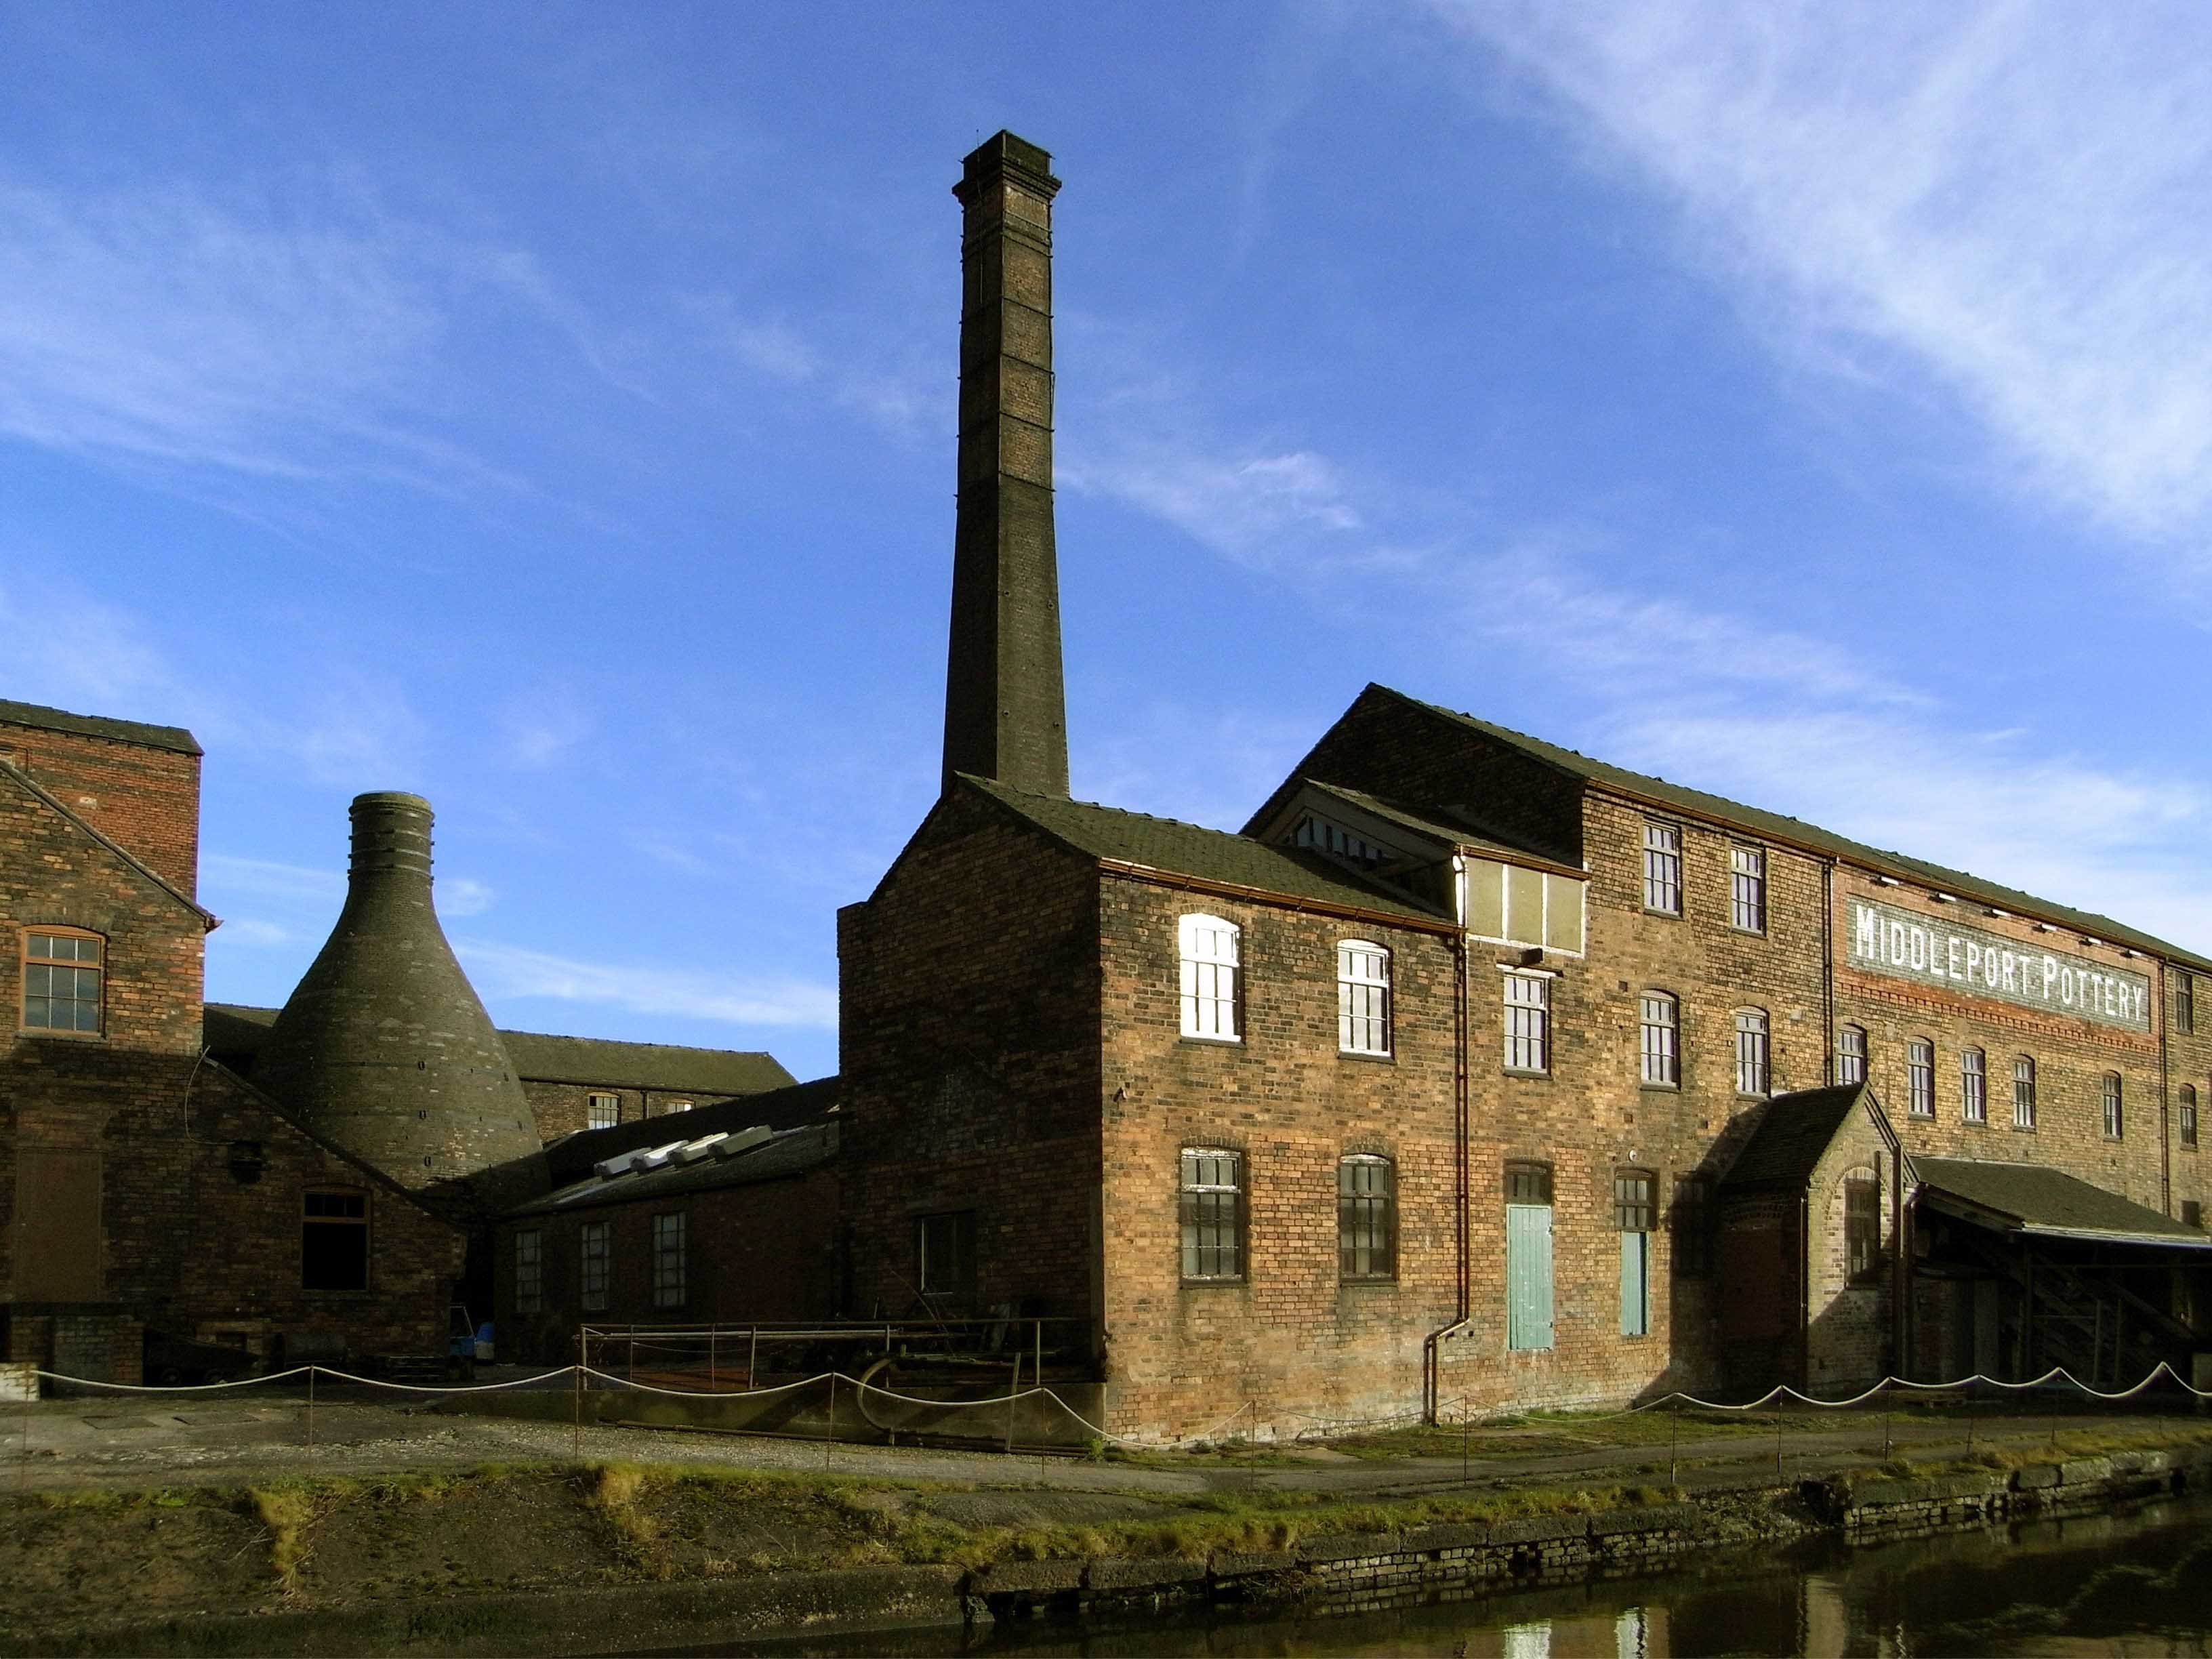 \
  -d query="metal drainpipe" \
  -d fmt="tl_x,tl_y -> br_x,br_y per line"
1821,859 -> 1836,1085
2160,963 -> 2173,1216
1424,876 -> 1474,1425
